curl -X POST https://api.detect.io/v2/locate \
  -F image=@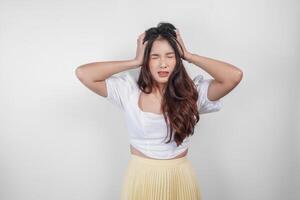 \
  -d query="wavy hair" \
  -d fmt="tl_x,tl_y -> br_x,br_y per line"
137,22 -> 200,146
